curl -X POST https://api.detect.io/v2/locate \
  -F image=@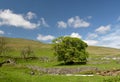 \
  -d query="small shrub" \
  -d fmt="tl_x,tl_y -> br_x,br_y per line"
21,46 -> 35,60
